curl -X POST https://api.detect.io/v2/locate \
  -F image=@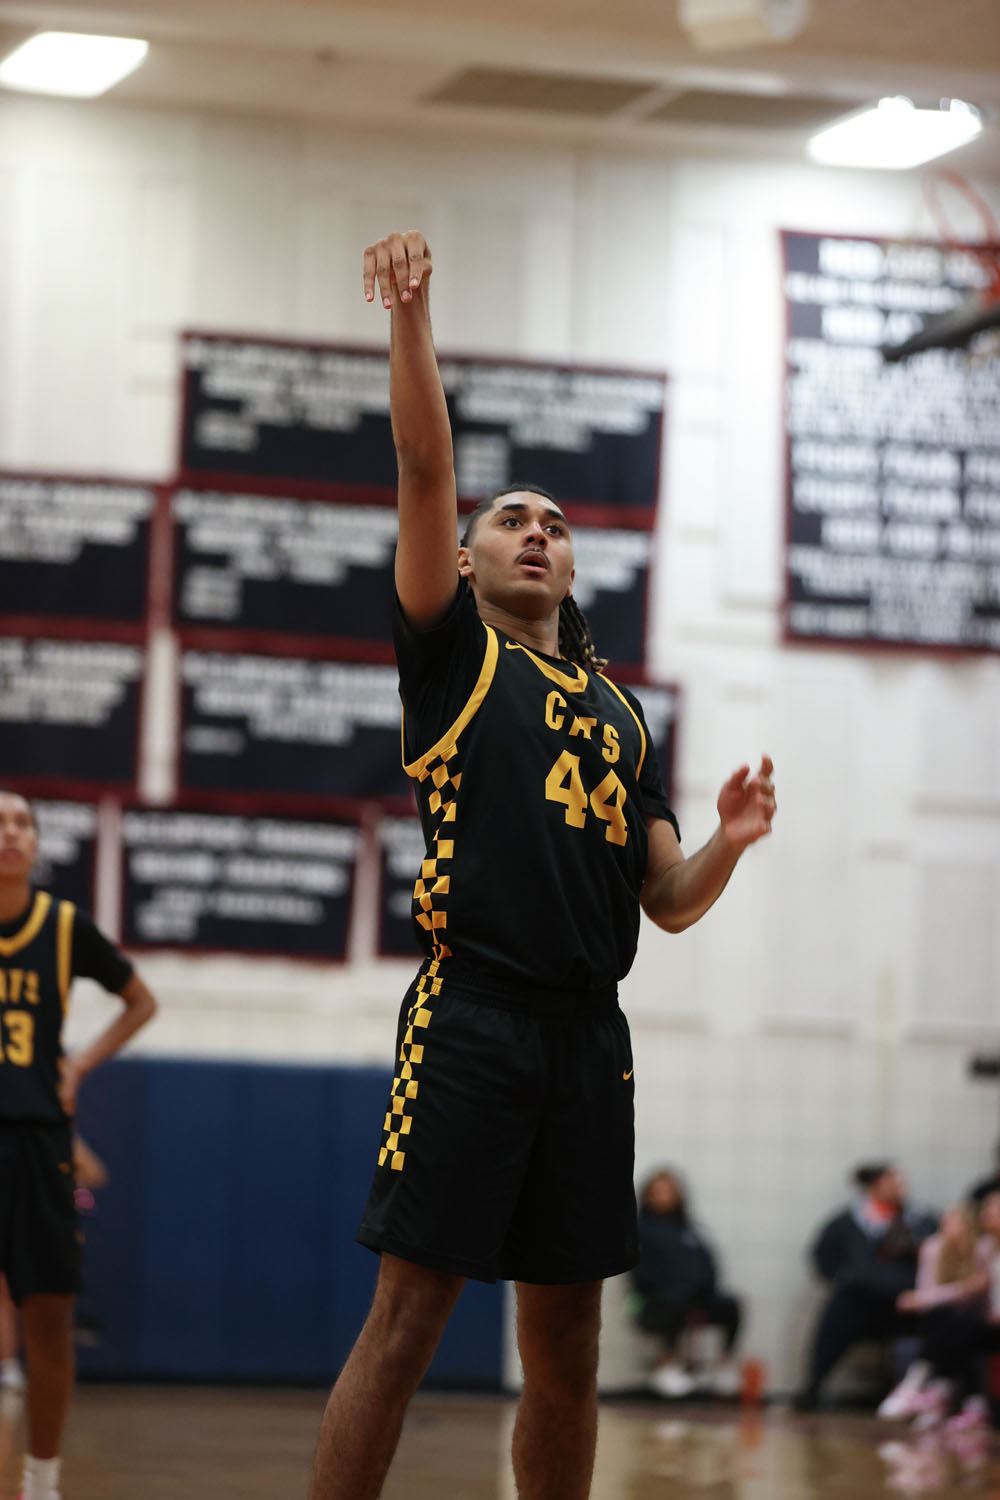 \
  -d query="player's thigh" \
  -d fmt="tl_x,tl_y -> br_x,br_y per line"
360,988 -> 547,1278
11,1127 -> 80,1303
502,1006 -> 636,1283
